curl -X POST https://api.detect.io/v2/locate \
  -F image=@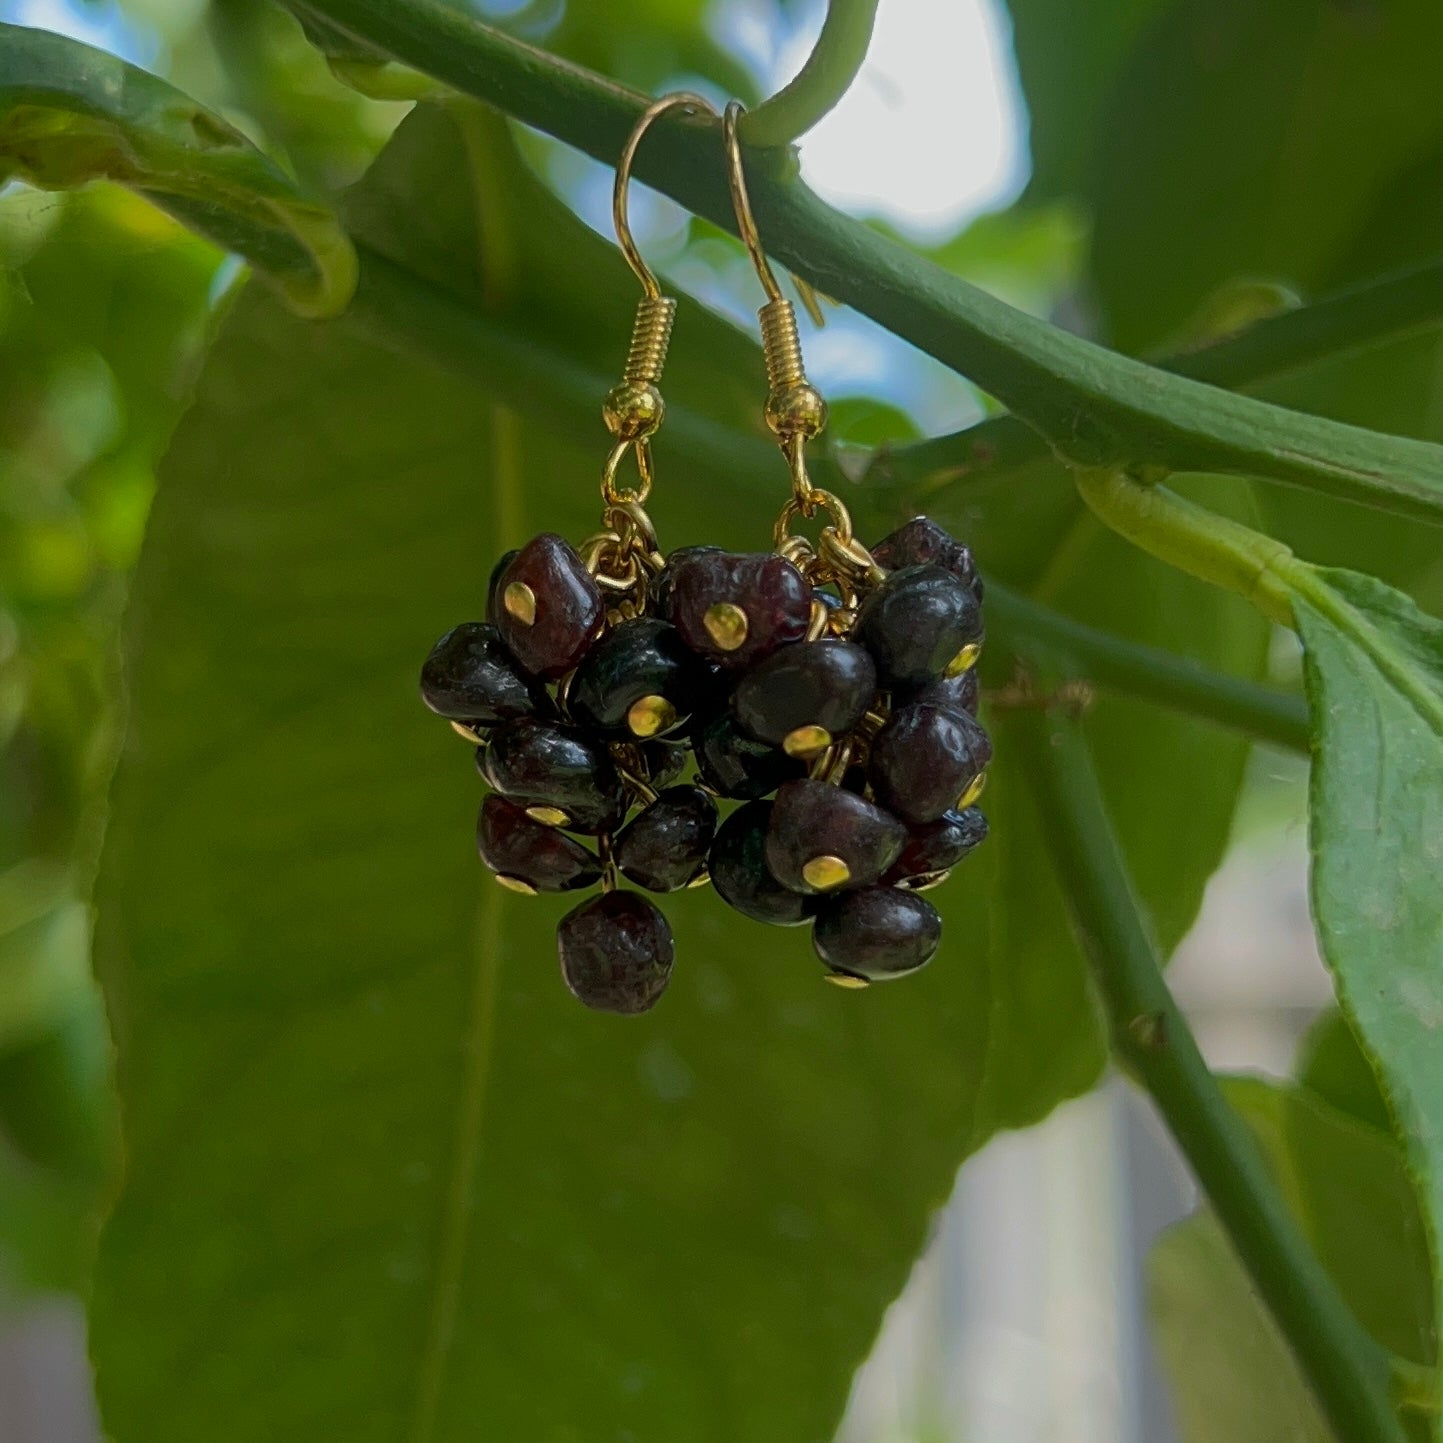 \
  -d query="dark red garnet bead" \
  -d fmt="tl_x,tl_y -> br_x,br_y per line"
732,640 -> 876,748
614,786 -> 717,892
557,890 -> 675,1015
708,801 -> 816,926
886,807 -> 989,884
476,795 -> 600,892
567,618 -> 705,739
692,711 -> 805,801
485,548 -> 520,621
480,718 -> 626,833
813,886 -> 942,982
868,703 -> 992,825
871,516 -> 982,601
856,563 -> 983,689
493,533 -> 603,680
765,779 -> 907,895
420,621 -> 548,726
668,550 -> 812,669
905,664 -> 980,718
